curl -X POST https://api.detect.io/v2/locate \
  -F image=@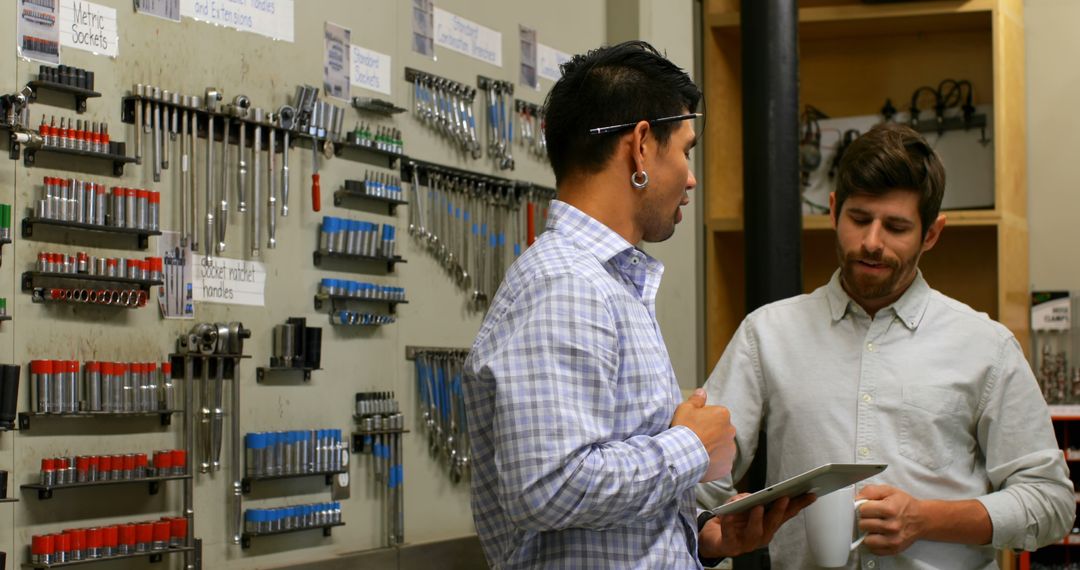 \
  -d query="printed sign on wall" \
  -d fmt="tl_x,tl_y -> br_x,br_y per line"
323,21 -> 351,100
191,255 -> 267,306
351,45 -> 392,96
60,0 -> 118,57
434,7 -> 502,67
180,0 -> 294,43
18,0 -> 61,63
538,43 -> 572,82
